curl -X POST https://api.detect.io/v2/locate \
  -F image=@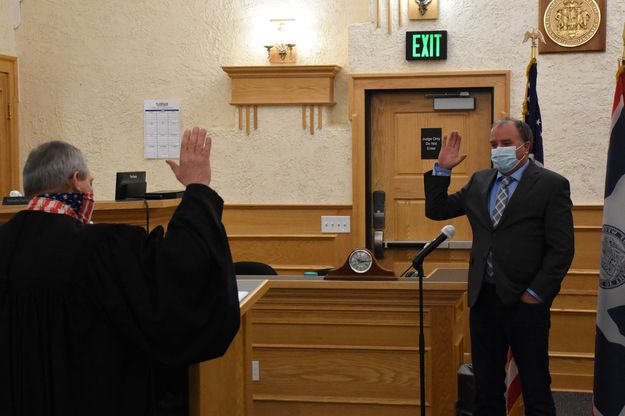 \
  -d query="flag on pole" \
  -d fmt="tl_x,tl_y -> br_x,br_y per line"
523,57 -> 544,165
503,54 -> 548,416
593,64 -> 625,416
505,348 -> 524,415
